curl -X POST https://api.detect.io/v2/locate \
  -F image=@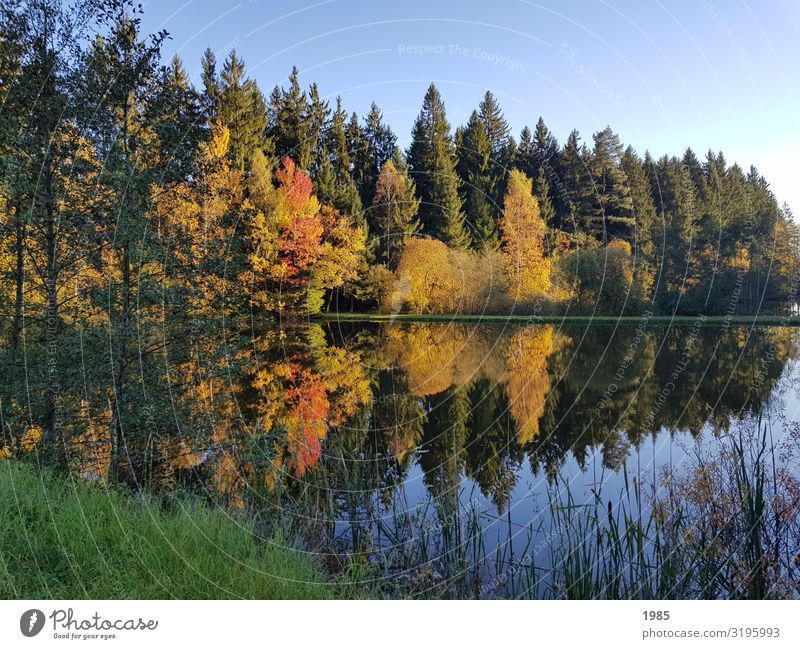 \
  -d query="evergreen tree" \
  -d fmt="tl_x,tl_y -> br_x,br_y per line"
217,51 -> 268,171
478,91 -> 510,155
268,66 -> 319,170
149,54 -> 204,182
456,111 -> 498,249
355,102 -> 397,208
407,83 -> 468,248
200,47 -> 220,120
556,129 -> 592,234
588,126 -> 634,242
306,82 -> 329,172
532,166 -> 556,229
533,117 -> 559,168
515,126 -> 535,178
682,147 -> 705,197
621,146 -> 658,301
315,97 -> 362,219
478,91 -> 512,239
